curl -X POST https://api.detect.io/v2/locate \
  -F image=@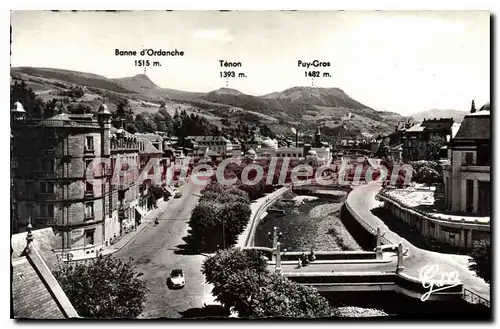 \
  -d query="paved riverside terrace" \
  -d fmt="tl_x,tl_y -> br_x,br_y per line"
347,181 -> 490,301
277,255 -> 397,273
